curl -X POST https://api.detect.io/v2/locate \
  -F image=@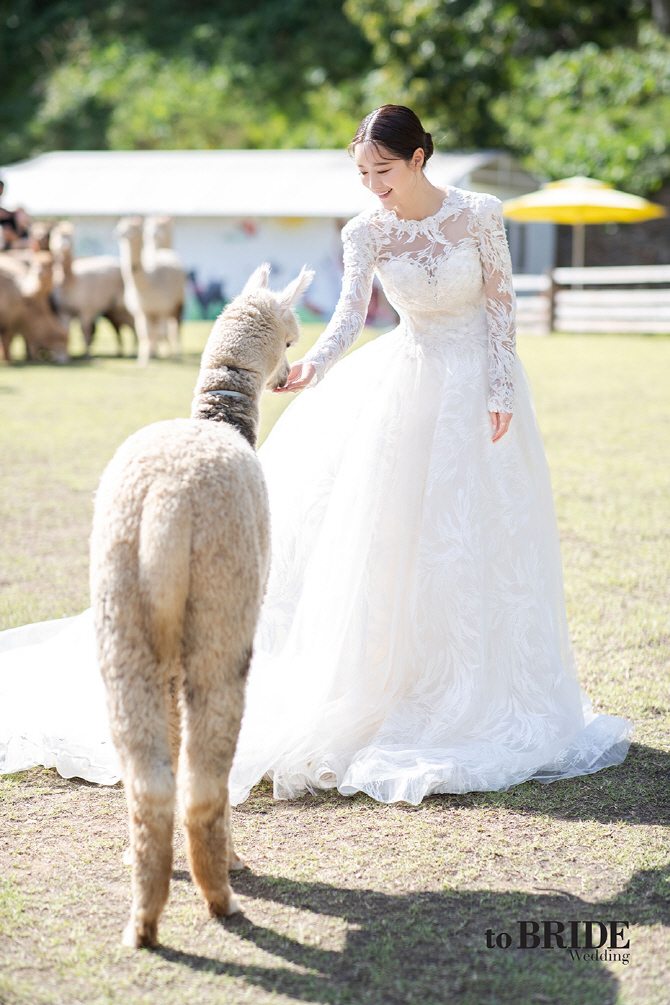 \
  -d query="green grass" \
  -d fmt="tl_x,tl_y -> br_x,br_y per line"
0,325 -> 669,1005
